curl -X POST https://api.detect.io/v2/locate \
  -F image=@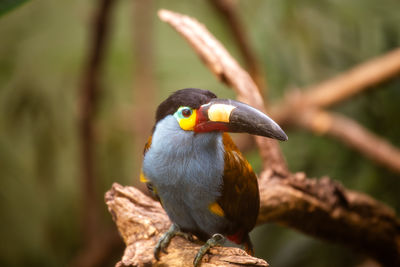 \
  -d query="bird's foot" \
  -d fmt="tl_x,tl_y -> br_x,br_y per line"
193,233 -> 225,267
176,231 -> 195,242
154,224 -> 181,260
